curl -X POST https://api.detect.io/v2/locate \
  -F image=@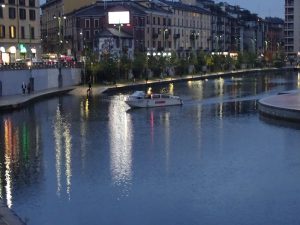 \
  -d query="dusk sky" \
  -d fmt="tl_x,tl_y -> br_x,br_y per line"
215,0 -> 284,18
39,0 -> 284,19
